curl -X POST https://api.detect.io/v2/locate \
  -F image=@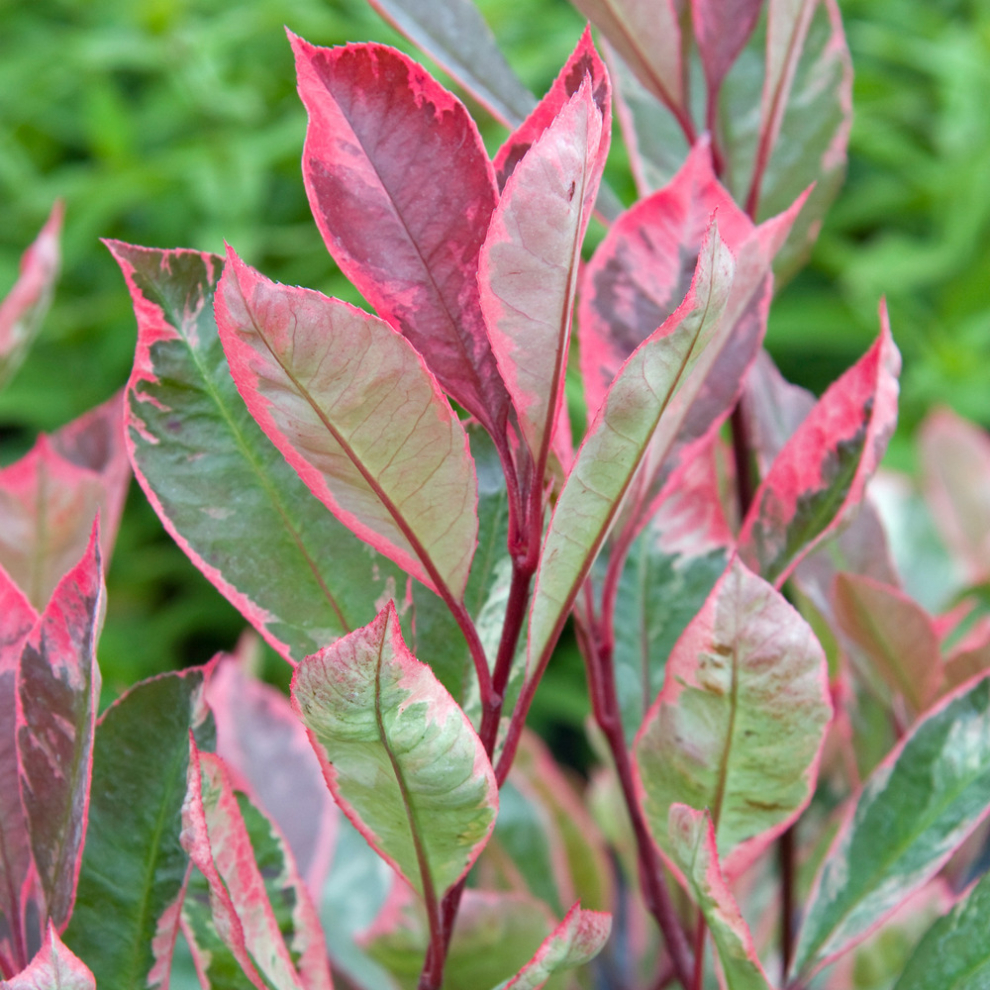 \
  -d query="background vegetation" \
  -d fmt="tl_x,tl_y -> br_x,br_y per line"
1,0 -> 988,722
